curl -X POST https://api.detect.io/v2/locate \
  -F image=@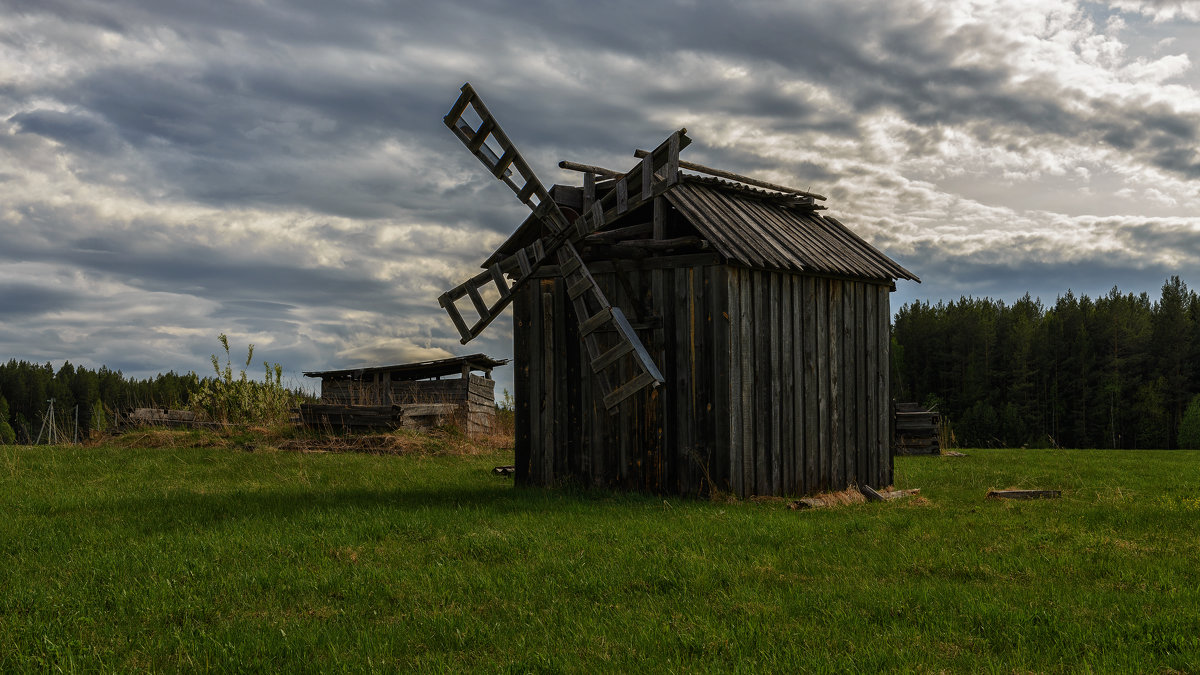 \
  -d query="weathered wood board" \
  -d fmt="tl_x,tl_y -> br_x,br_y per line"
514,257 -> 895,497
